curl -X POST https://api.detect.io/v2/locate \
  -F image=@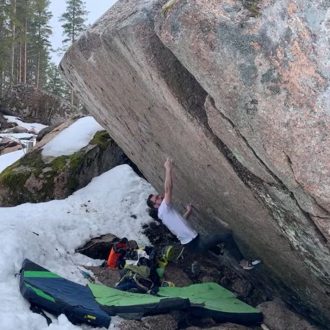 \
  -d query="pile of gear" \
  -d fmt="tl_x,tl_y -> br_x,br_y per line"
105,237 -> 184,294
